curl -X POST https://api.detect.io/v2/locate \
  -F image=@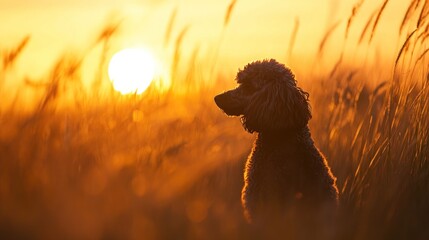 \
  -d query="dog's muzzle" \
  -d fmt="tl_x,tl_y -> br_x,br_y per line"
214,91 -> 245,116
